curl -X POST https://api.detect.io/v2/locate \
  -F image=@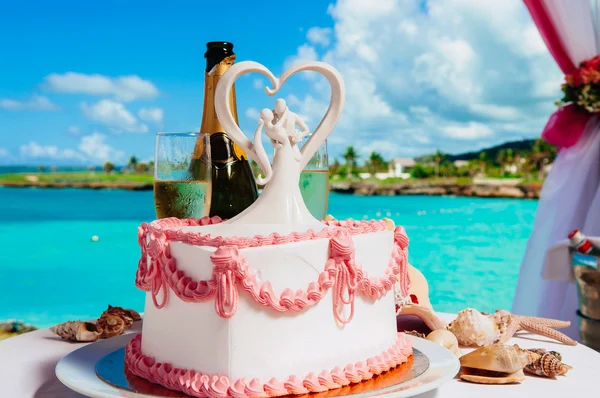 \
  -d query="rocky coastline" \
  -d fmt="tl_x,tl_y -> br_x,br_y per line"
331,180 -> 542,199
0,178 -> 542,199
